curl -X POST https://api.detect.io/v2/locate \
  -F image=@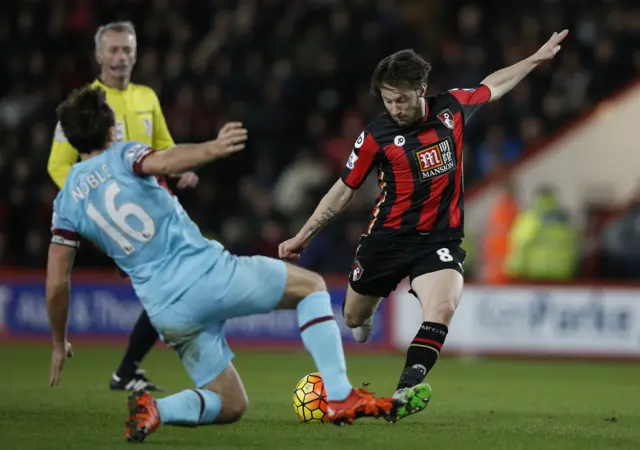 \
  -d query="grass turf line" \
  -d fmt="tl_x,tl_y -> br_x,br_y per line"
0,344 -> 638,450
